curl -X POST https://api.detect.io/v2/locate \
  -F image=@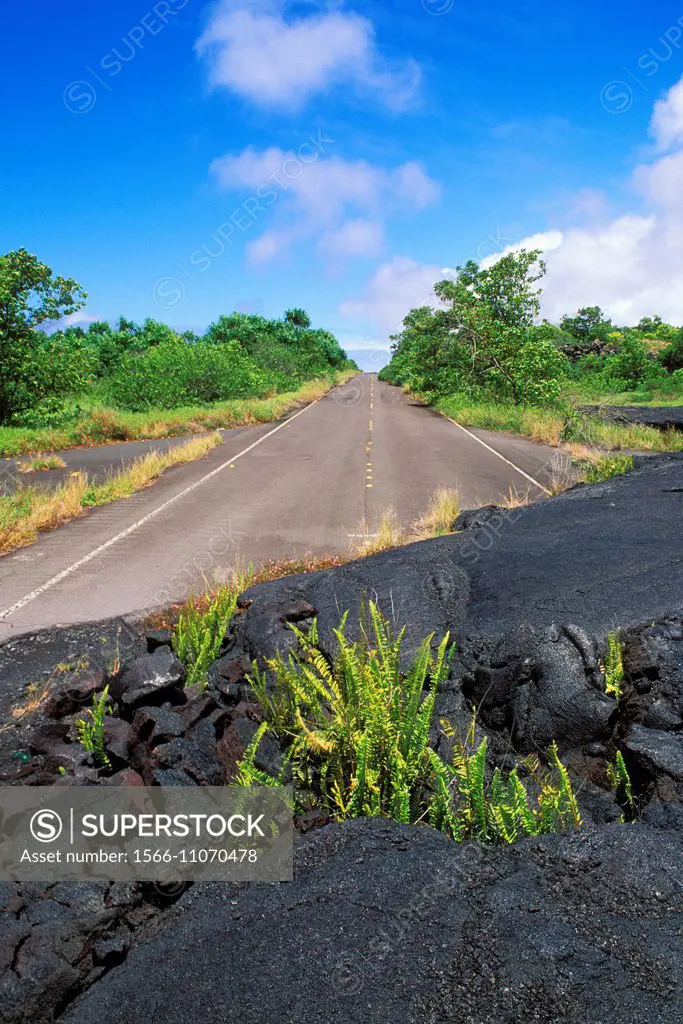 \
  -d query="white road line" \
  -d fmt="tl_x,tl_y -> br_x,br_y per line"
0,394 -> 329,623
442,415 -> 551,495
